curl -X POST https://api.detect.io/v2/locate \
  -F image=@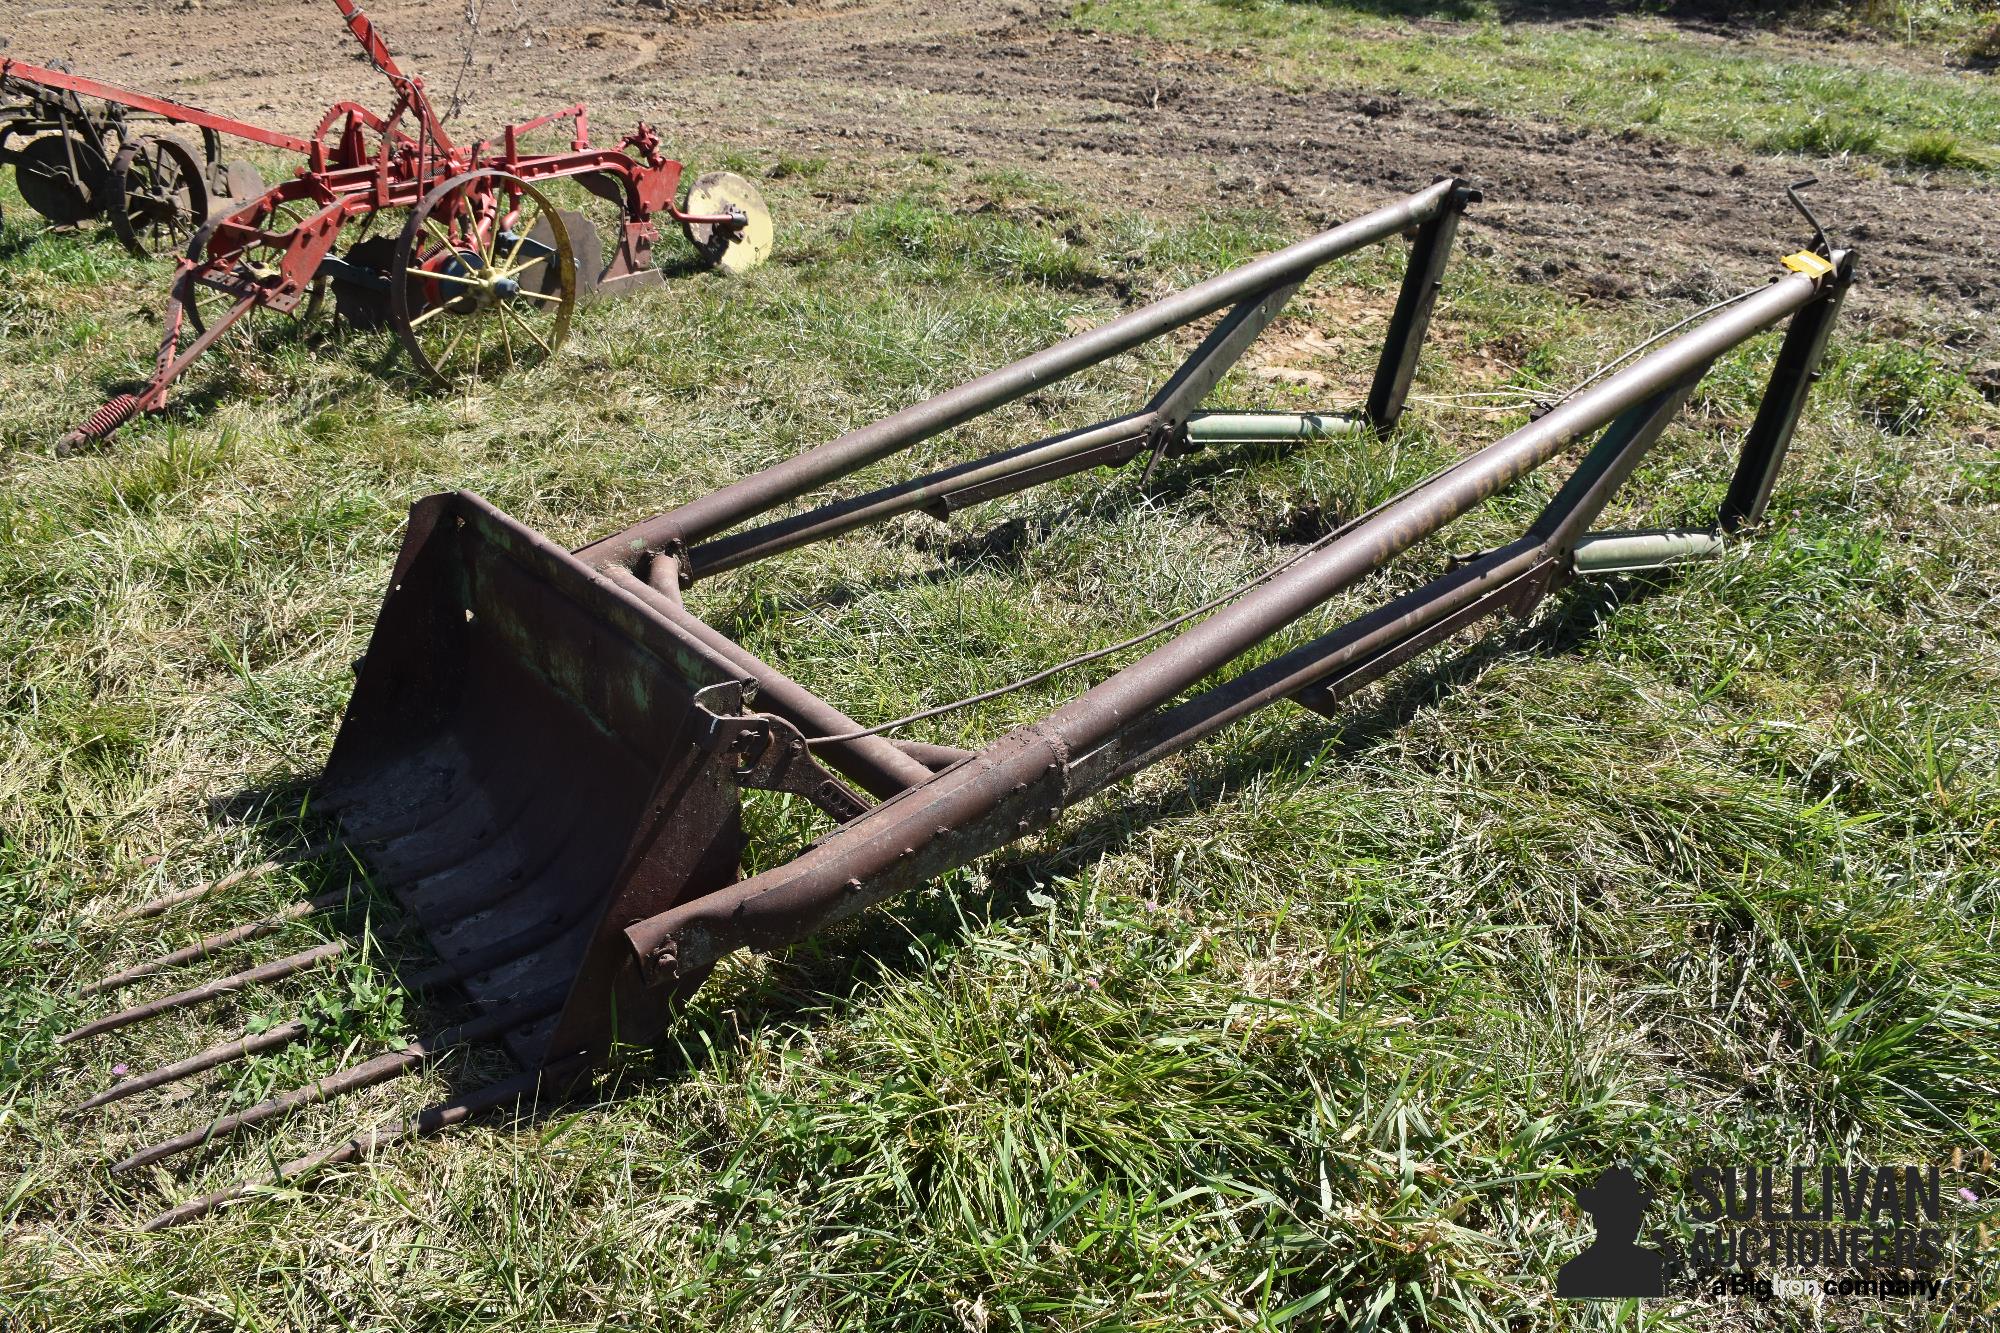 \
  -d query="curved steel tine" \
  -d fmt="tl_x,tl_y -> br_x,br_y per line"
72,1020 -> 310,1116
111,840 -> 353,923
104,773 -> 511,932
113,989 -> 566,1174
355,777 -> 549,888
400,785 -> 588,925
317,747 -> 488,845
418,815 -> 600,960
57,942 -> 348,1045
68,948 -> 517,1118
81,885 -> 363,998
140,1049 -> 594,1231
